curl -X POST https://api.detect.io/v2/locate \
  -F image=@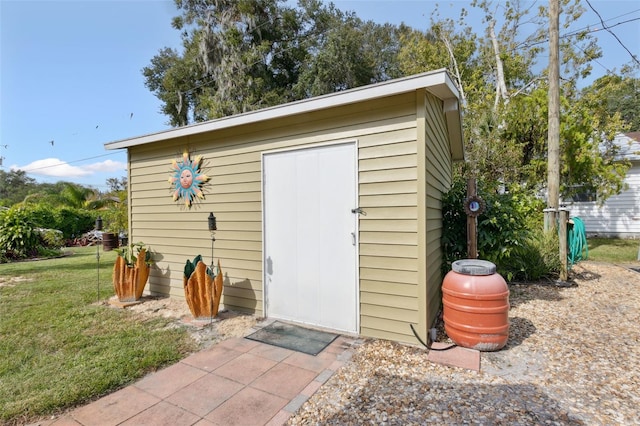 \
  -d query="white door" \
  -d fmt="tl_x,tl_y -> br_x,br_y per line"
263,143 -> 358,333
